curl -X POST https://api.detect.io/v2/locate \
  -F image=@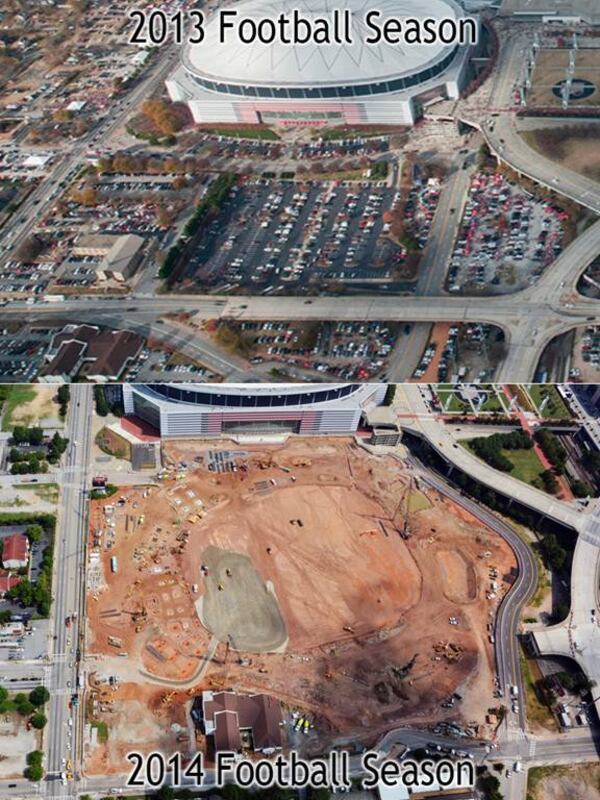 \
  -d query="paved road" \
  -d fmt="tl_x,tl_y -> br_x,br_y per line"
410,464 -> 538,731
397,384 -> 585,531
484,114 -> 600,216
8,279 -> 598,380
0,47 -> 178,274
392,386 -> 600,794
46,385 -> 94,798
532,501 -> 600,721
416,153 -> 477,296
1,24 -> 599,382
